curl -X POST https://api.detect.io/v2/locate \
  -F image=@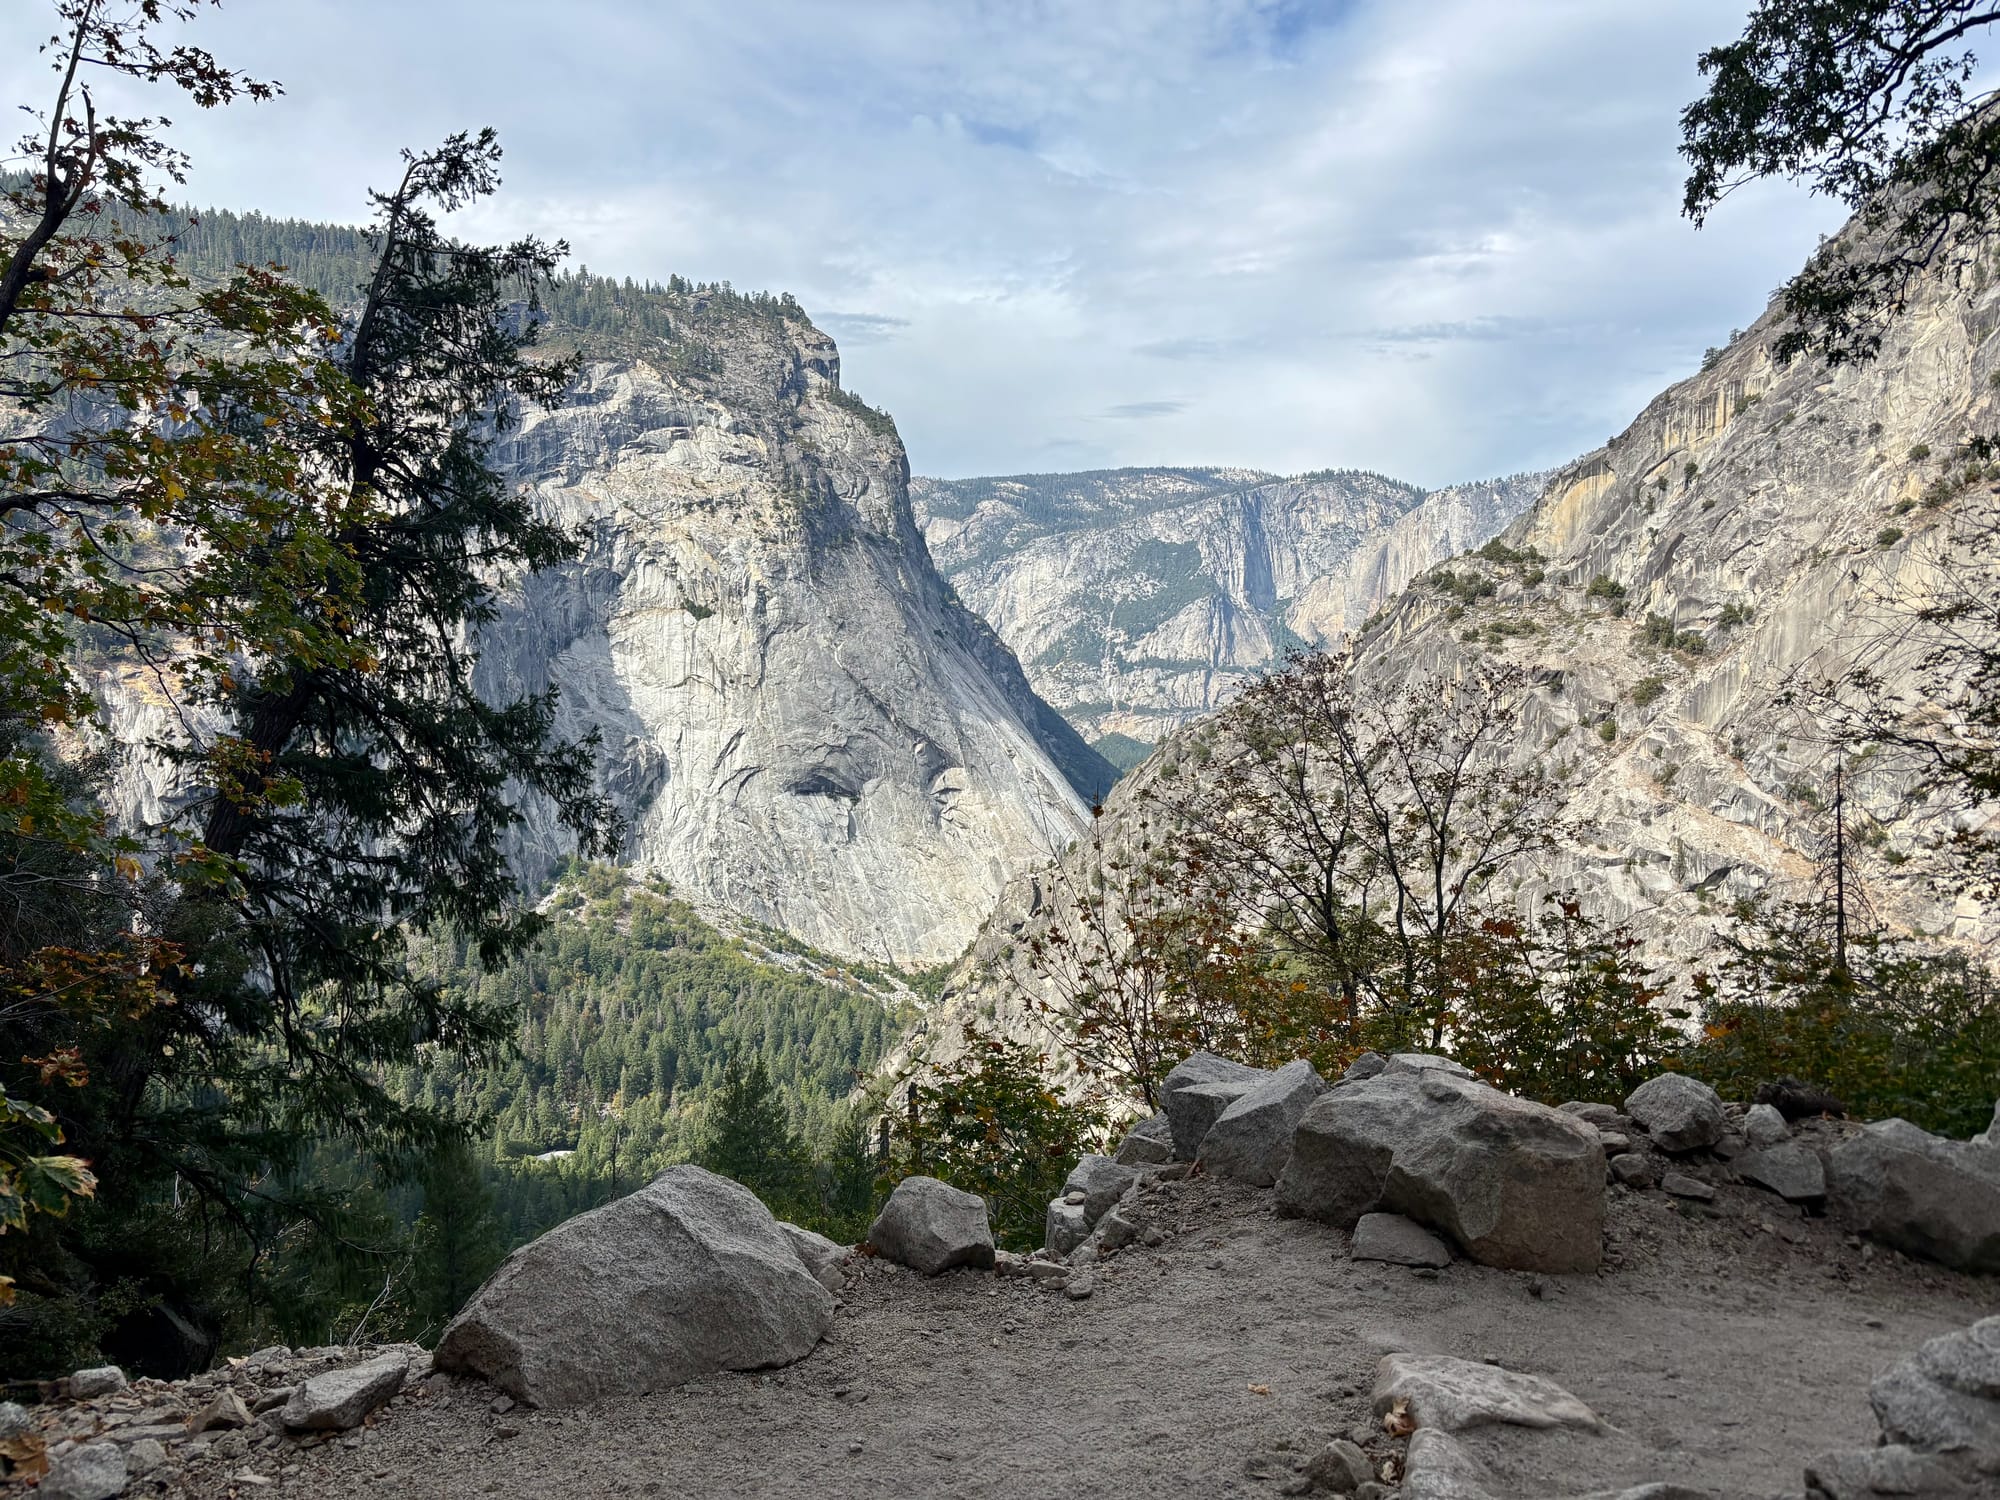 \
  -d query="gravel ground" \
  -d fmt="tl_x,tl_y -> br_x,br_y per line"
213,1171 -> 2000,1500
